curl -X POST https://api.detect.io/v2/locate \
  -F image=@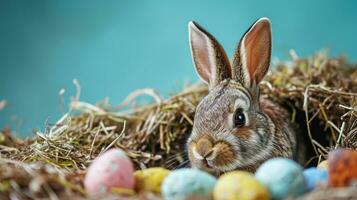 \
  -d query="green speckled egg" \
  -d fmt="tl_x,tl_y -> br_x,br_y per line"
255,158 -> 307,199
161,168 -> 216,200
